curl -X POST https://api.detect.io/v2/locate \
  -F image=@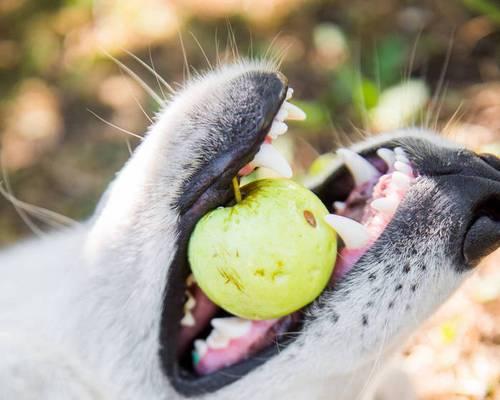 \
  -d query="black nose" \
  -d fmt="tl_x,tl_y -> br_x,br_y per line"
433,149 -> 500,268
459,152 -> 500,266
